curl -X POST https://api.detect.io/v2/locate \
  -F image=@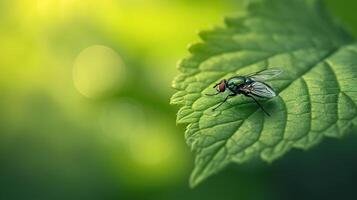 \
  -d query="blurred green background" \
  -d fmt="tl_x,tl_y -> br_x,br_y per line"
0,0 -> 357,199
